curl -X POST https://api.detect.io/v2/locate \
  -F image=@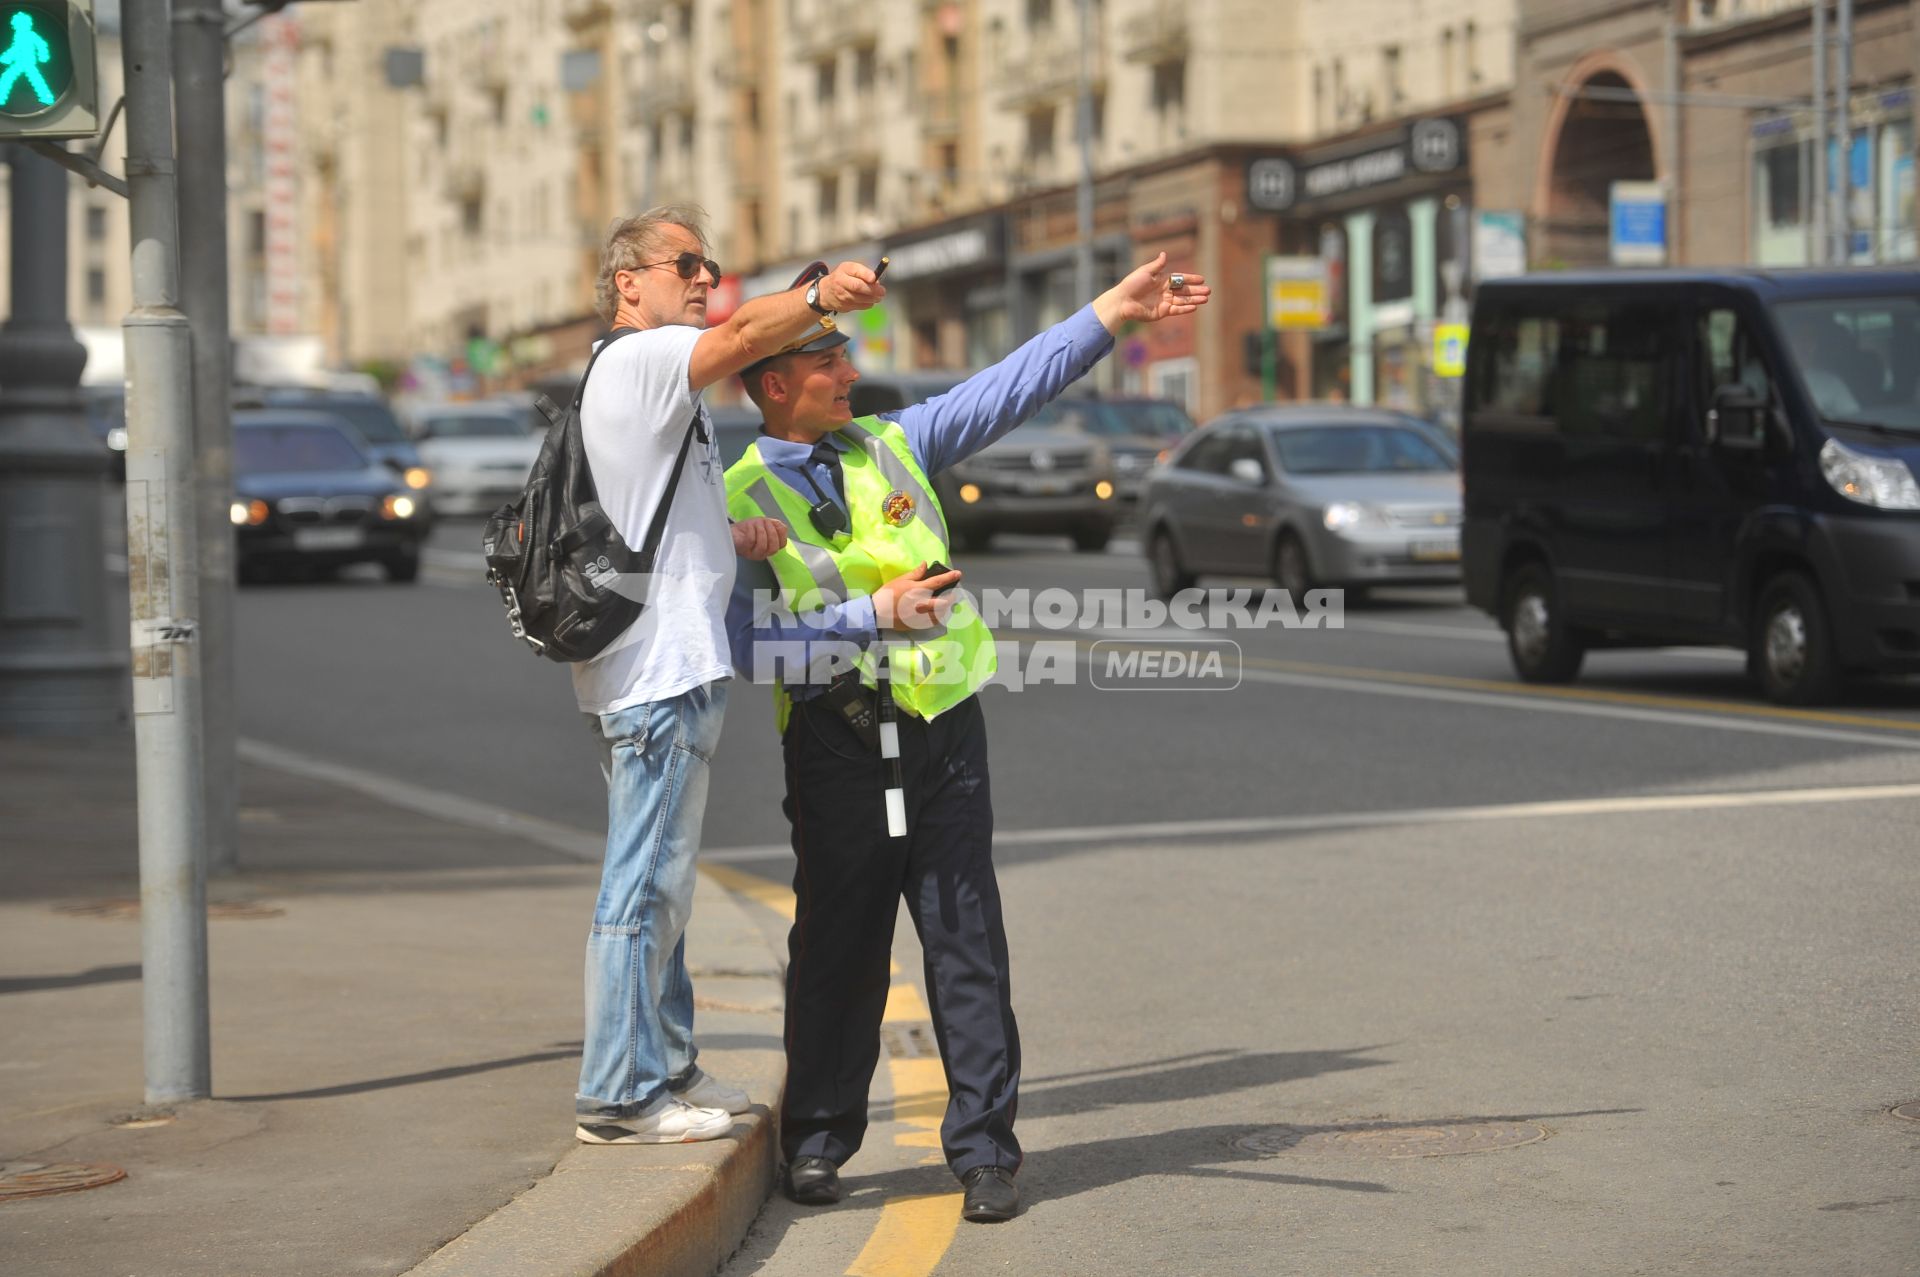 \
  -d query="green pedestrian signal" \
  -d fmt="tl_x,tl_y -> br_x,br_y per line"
0,0 -> 97,140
